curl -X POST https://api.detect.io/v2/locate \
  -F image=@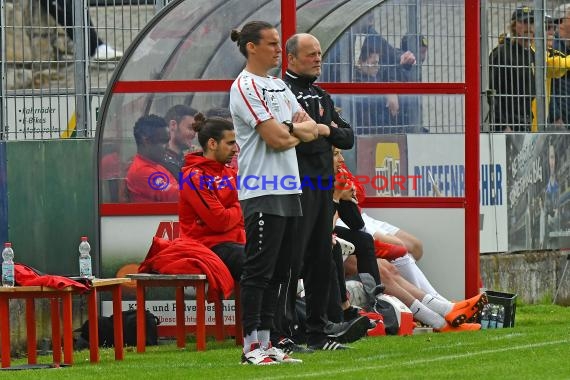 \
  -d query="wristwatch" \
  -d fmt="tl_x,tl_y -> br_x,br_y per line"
283,120 -> 294,134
